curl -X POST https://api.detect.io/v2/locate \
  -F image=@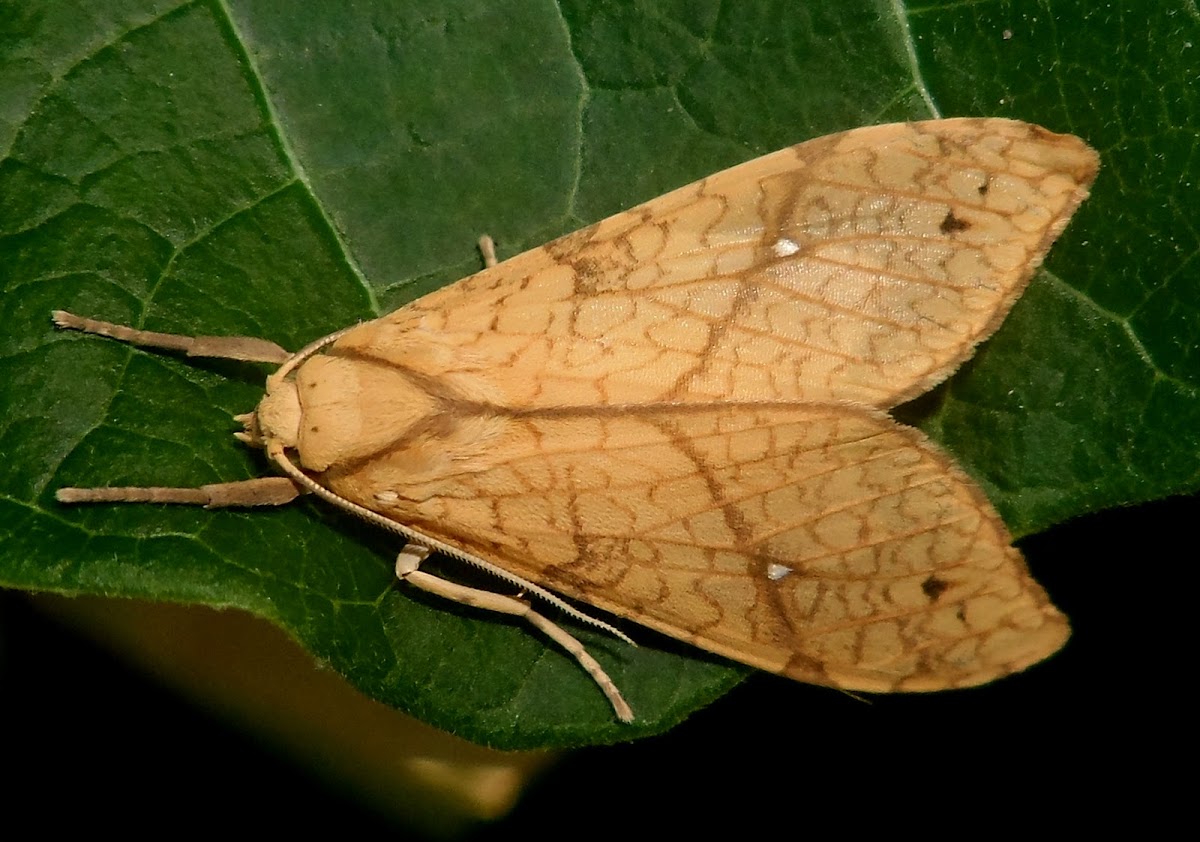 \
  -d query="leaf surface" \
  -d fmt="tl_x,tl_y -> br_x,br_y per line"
2,0 -> 1195,748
